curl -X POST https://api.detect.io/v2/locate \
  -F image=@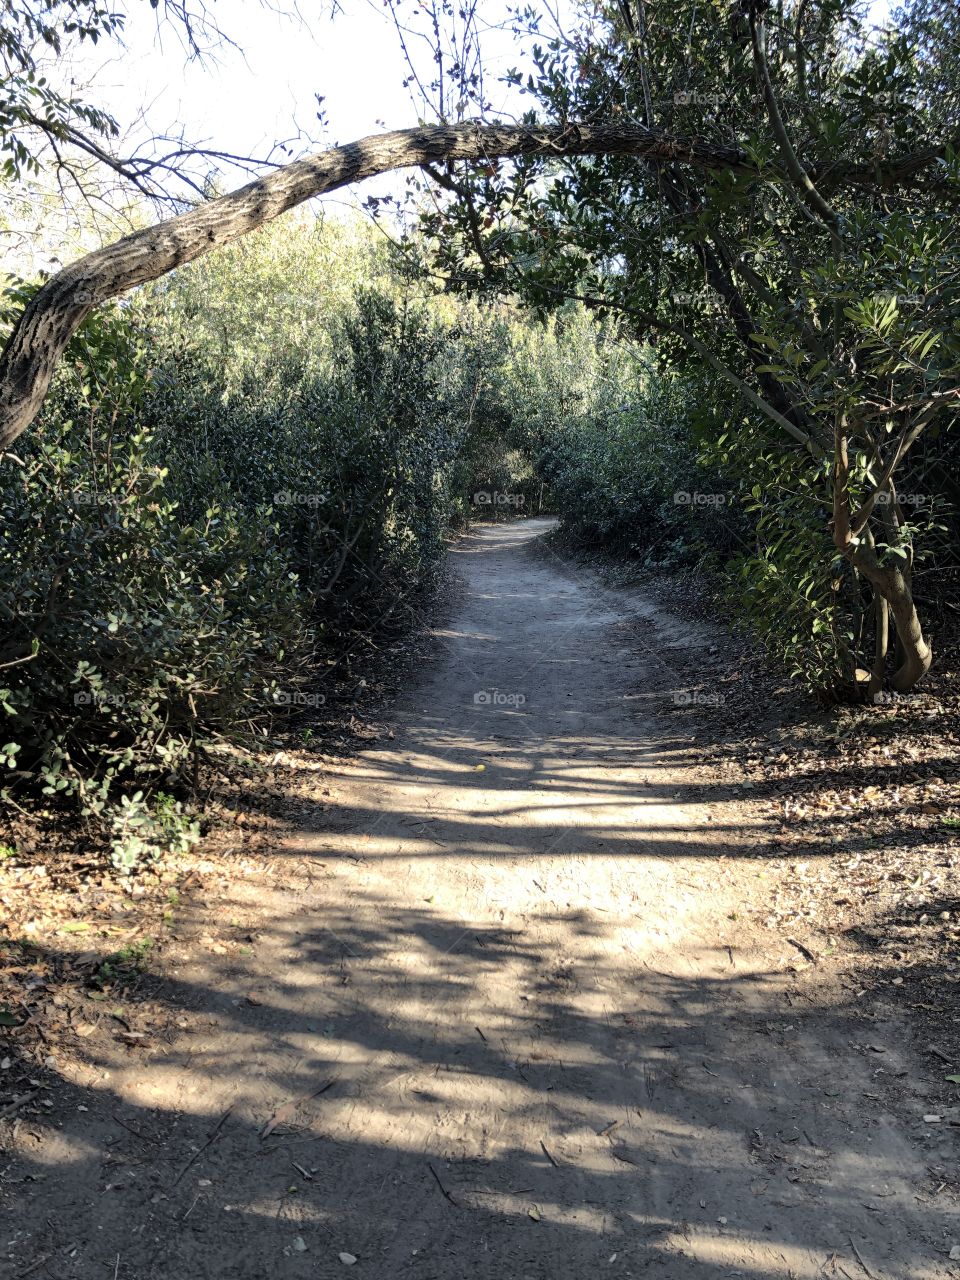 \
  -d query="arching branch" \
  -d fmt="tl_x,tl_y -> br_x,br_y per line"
0,121 -> 751,449
0,118 -> 951,449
